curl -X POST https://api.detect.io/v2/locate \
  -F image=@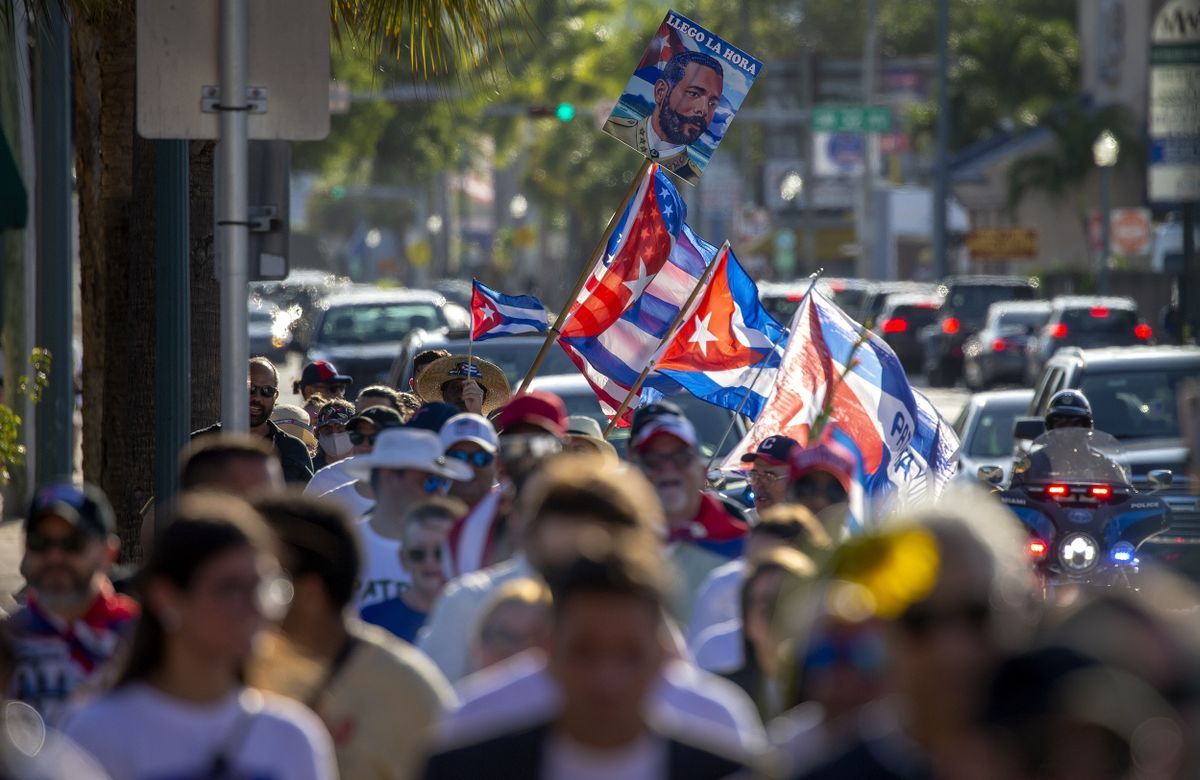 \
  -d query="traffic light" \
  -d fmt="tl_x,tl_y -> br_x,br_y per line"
555,102 -> 576,122
528,103 -> 576,122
